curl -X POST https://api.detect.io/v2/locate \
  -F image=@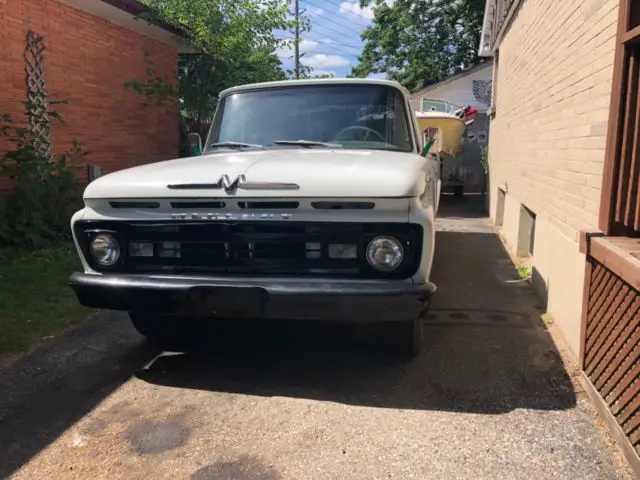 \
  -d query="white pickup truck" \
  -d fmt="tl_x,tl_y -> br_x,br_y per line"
68,78 -> 439,359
